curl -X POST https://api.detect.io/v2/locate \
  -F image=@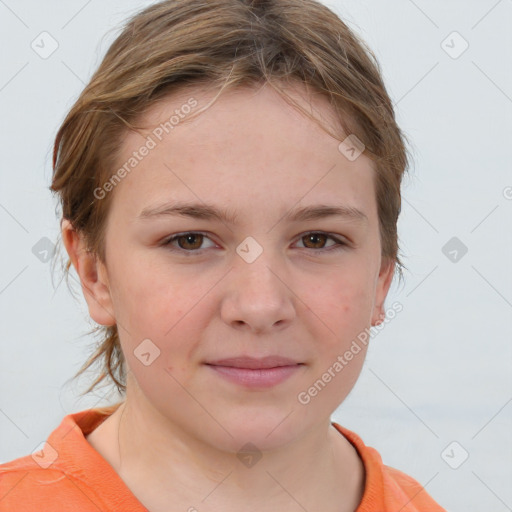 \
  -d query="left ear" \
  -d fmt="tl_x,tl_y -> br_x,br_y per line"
370,258 -> 395,326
